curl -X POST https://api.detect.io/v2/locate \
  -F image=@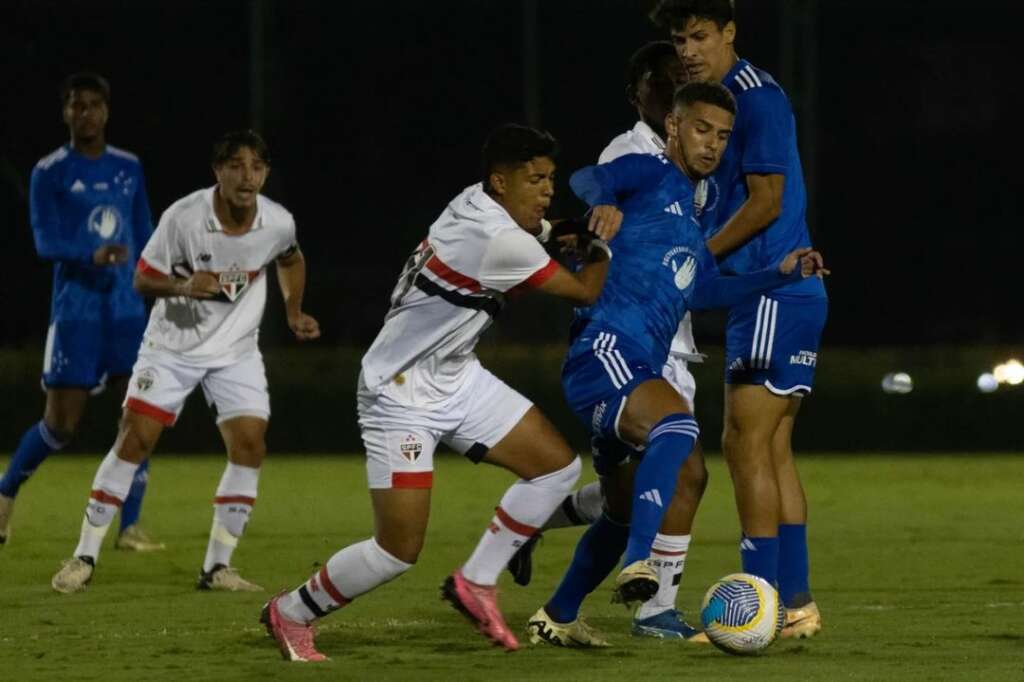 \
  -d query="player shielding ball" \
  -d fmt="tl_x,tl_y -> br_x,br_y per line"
50,130 -> 320,594
260,124 -> 617,662
1,73 -> 161,551
526,81 -> 826,648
